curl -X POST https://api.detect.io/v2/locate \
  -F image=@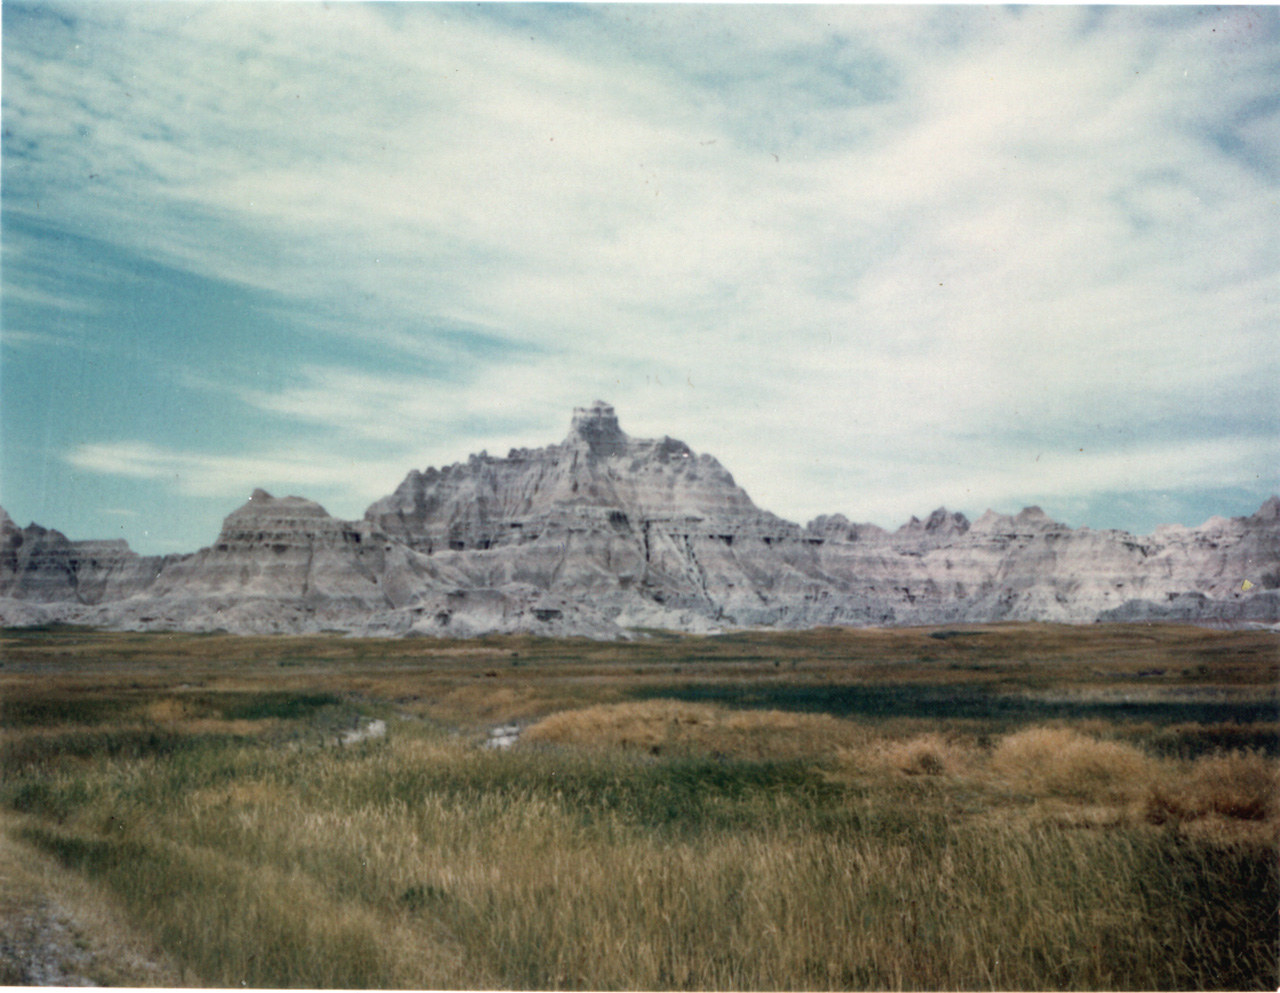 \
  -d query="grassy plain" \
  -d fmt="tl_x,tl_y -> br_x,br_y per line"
0,622 -> 1276,989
